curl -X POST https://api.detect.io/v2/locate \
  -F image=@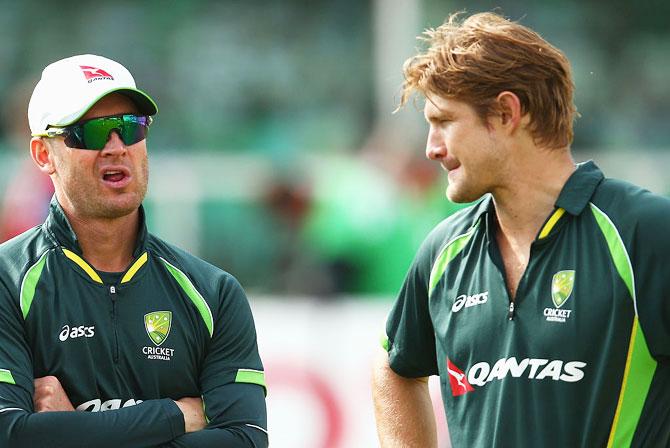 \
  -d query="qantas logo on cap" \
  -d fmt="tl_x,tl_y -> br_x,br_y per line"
80,65 -> 114,83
